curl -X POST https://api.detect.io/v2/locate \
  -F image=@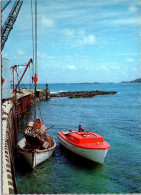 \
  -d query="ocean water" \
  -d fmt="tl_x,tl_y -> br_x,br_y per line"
15,83 -> 141,194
